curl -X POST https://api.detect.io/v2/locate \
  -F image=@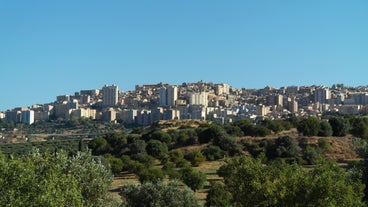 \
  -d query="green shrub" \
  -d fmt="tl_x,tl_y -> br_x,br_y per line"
180,166 -> 206,191
202,145 -> 226,161
146,139 -> 168,158
138,167 -> 165,183
185,150 -> 206,167
121,180 -> 200,207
